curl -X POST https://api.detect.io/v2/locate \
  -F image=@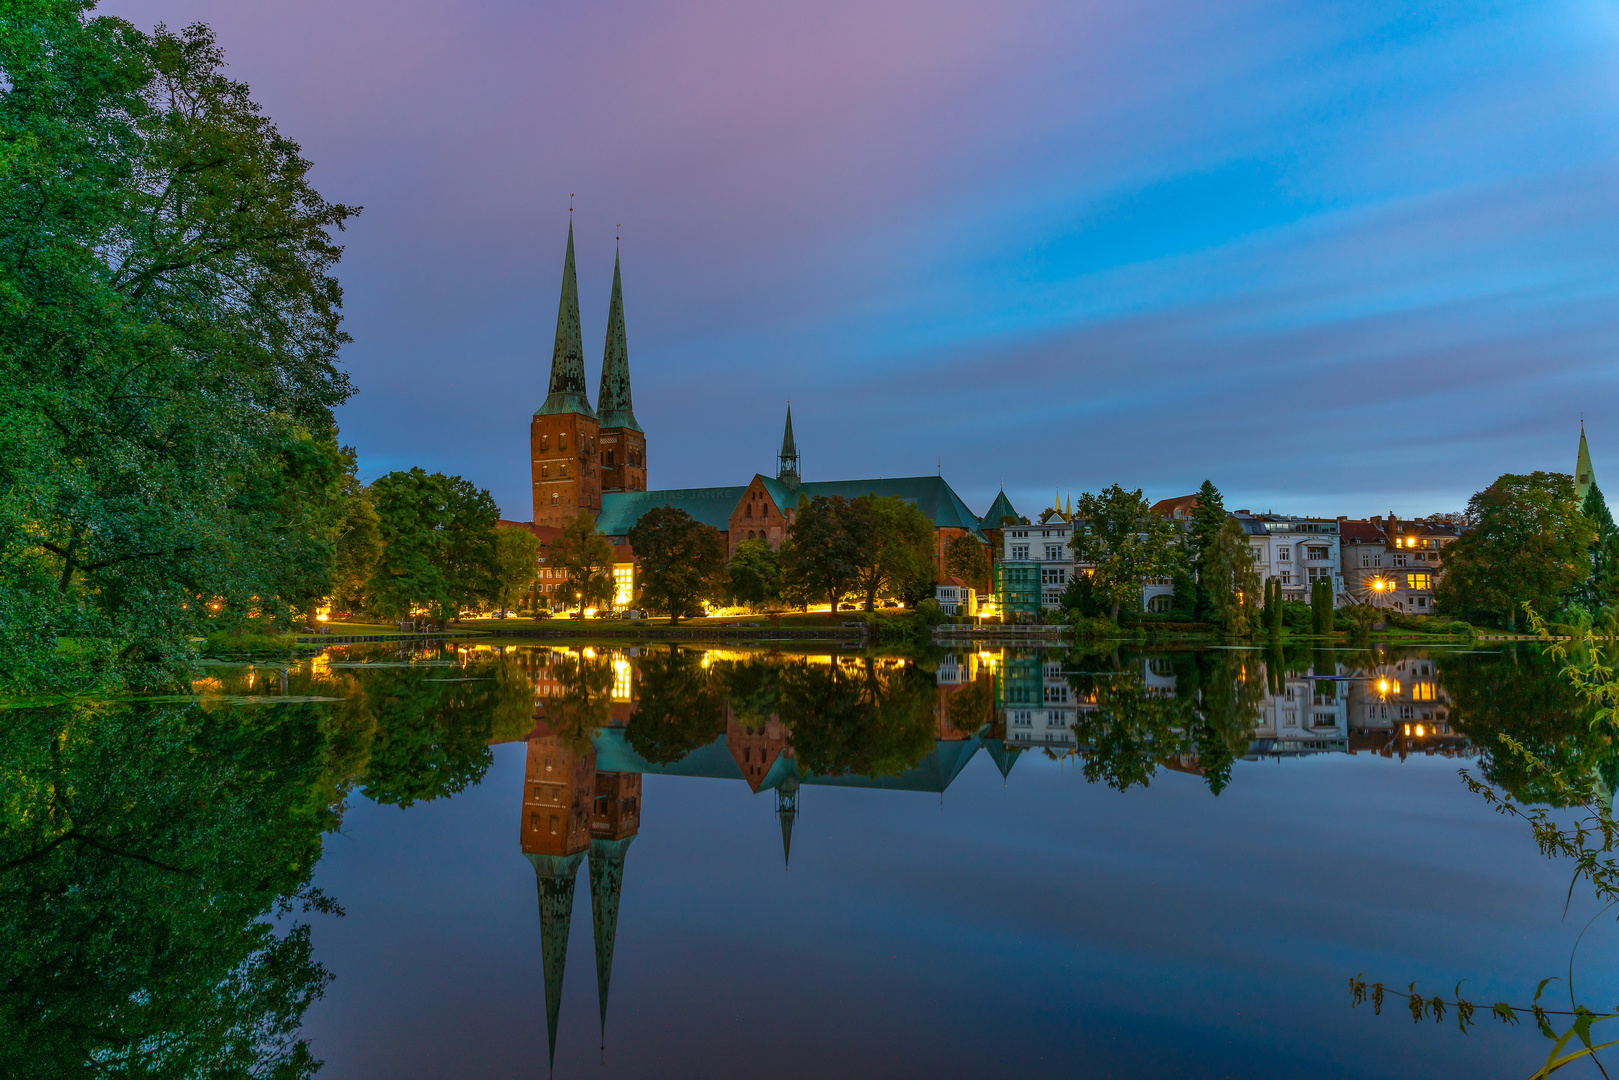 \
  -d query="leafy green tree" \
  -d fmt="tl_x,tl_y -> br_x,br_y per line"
1579,484 -> 1619,609
945,535 -> 991,595
1311,577 -> 1333,634
1060,569 -> 1107,617
1187,480 -> 1228,620
538,649 -> 615,749
492,526 -> 541,616
369,469 -> 499,623
330,458 -> 382,616
624,647 -> 725,764
727,538 -> 783,610
628,506 -> 727,624
851,494 -> 935,611
1073,485 -> 1181,621
546,510 -> 615,616
779,495 -> 863,611
945,674 -> 995,736
1437,472 -> 1594,629
0,11 -> 359,693
1200,517 -> 1260,635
